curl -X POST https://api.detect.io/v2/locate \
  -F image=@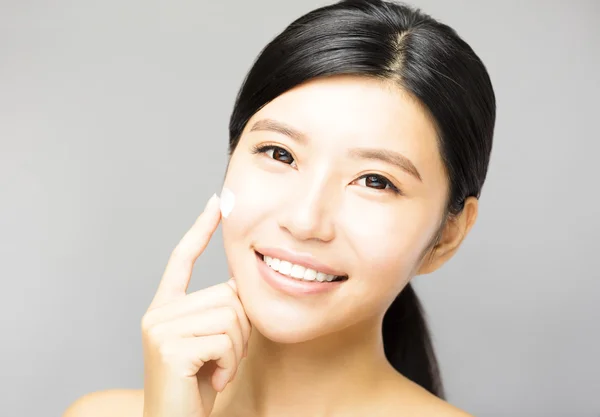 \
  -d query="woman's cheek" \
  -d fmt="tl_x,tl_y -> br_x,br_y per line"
221,167 -> 285,241
341,196 -> 427,277
221,182 -> 259,238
